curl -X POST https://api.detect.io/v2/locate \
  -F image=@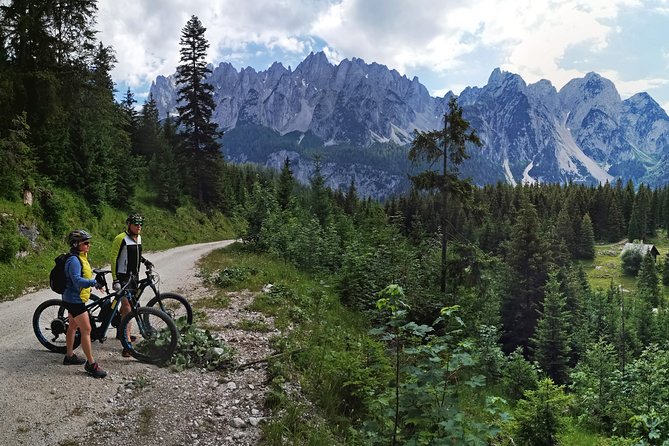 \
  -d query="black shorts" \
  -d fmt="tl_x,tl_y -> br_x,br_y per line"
62,301 -> 87,317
